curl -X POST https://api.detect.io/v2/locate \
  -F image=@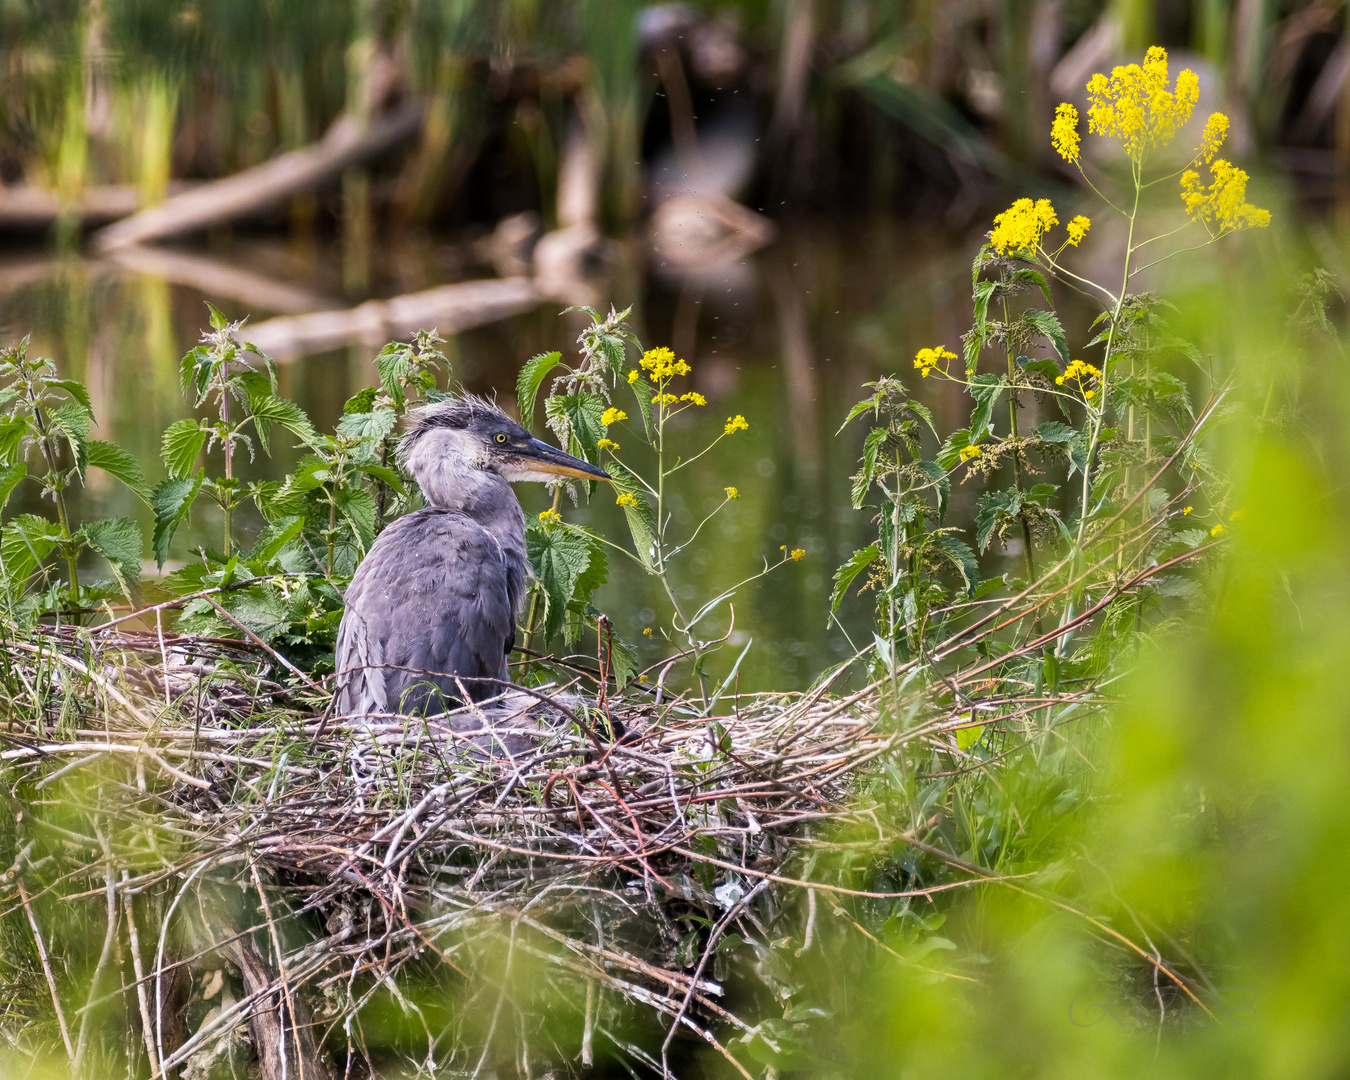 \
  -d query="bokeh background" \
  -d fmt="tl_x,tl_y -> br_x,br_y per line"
3,3 -> 1350,1075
